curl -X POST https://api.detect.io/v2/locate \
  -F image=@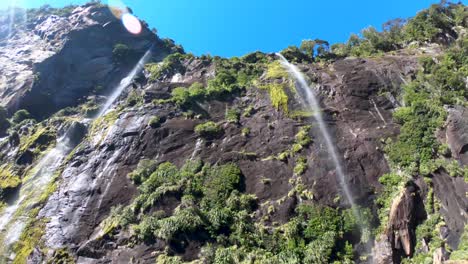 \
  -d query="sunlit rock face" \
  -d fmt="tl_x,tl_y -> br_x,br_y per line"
0,2 -> 466,264
0,4 -> 170,118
